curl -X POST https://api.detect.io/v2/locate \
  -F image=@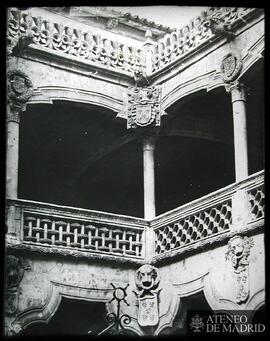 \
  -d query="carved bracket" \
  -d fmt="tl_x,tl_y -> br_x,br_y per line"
133,264 -> 162,328
207,15 -> 235,40
7,69 -> 34,115
127,86 -> 161,129
225,235 -> 254,304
